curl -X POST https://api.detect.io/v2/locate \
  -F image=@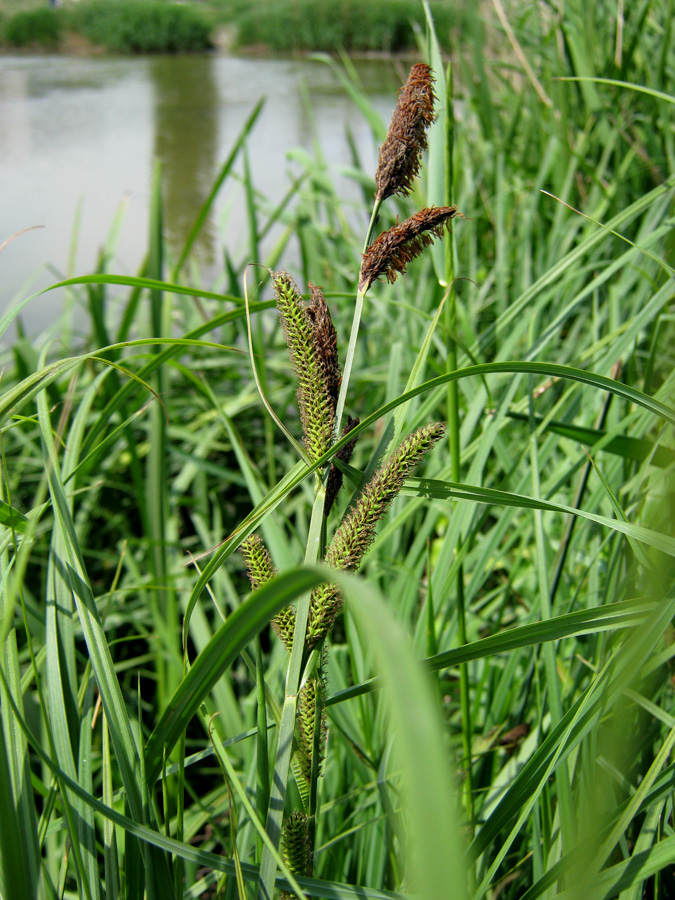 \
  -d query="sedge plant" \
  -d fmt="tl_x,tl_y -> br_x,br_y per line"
246,61 -> 463,899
